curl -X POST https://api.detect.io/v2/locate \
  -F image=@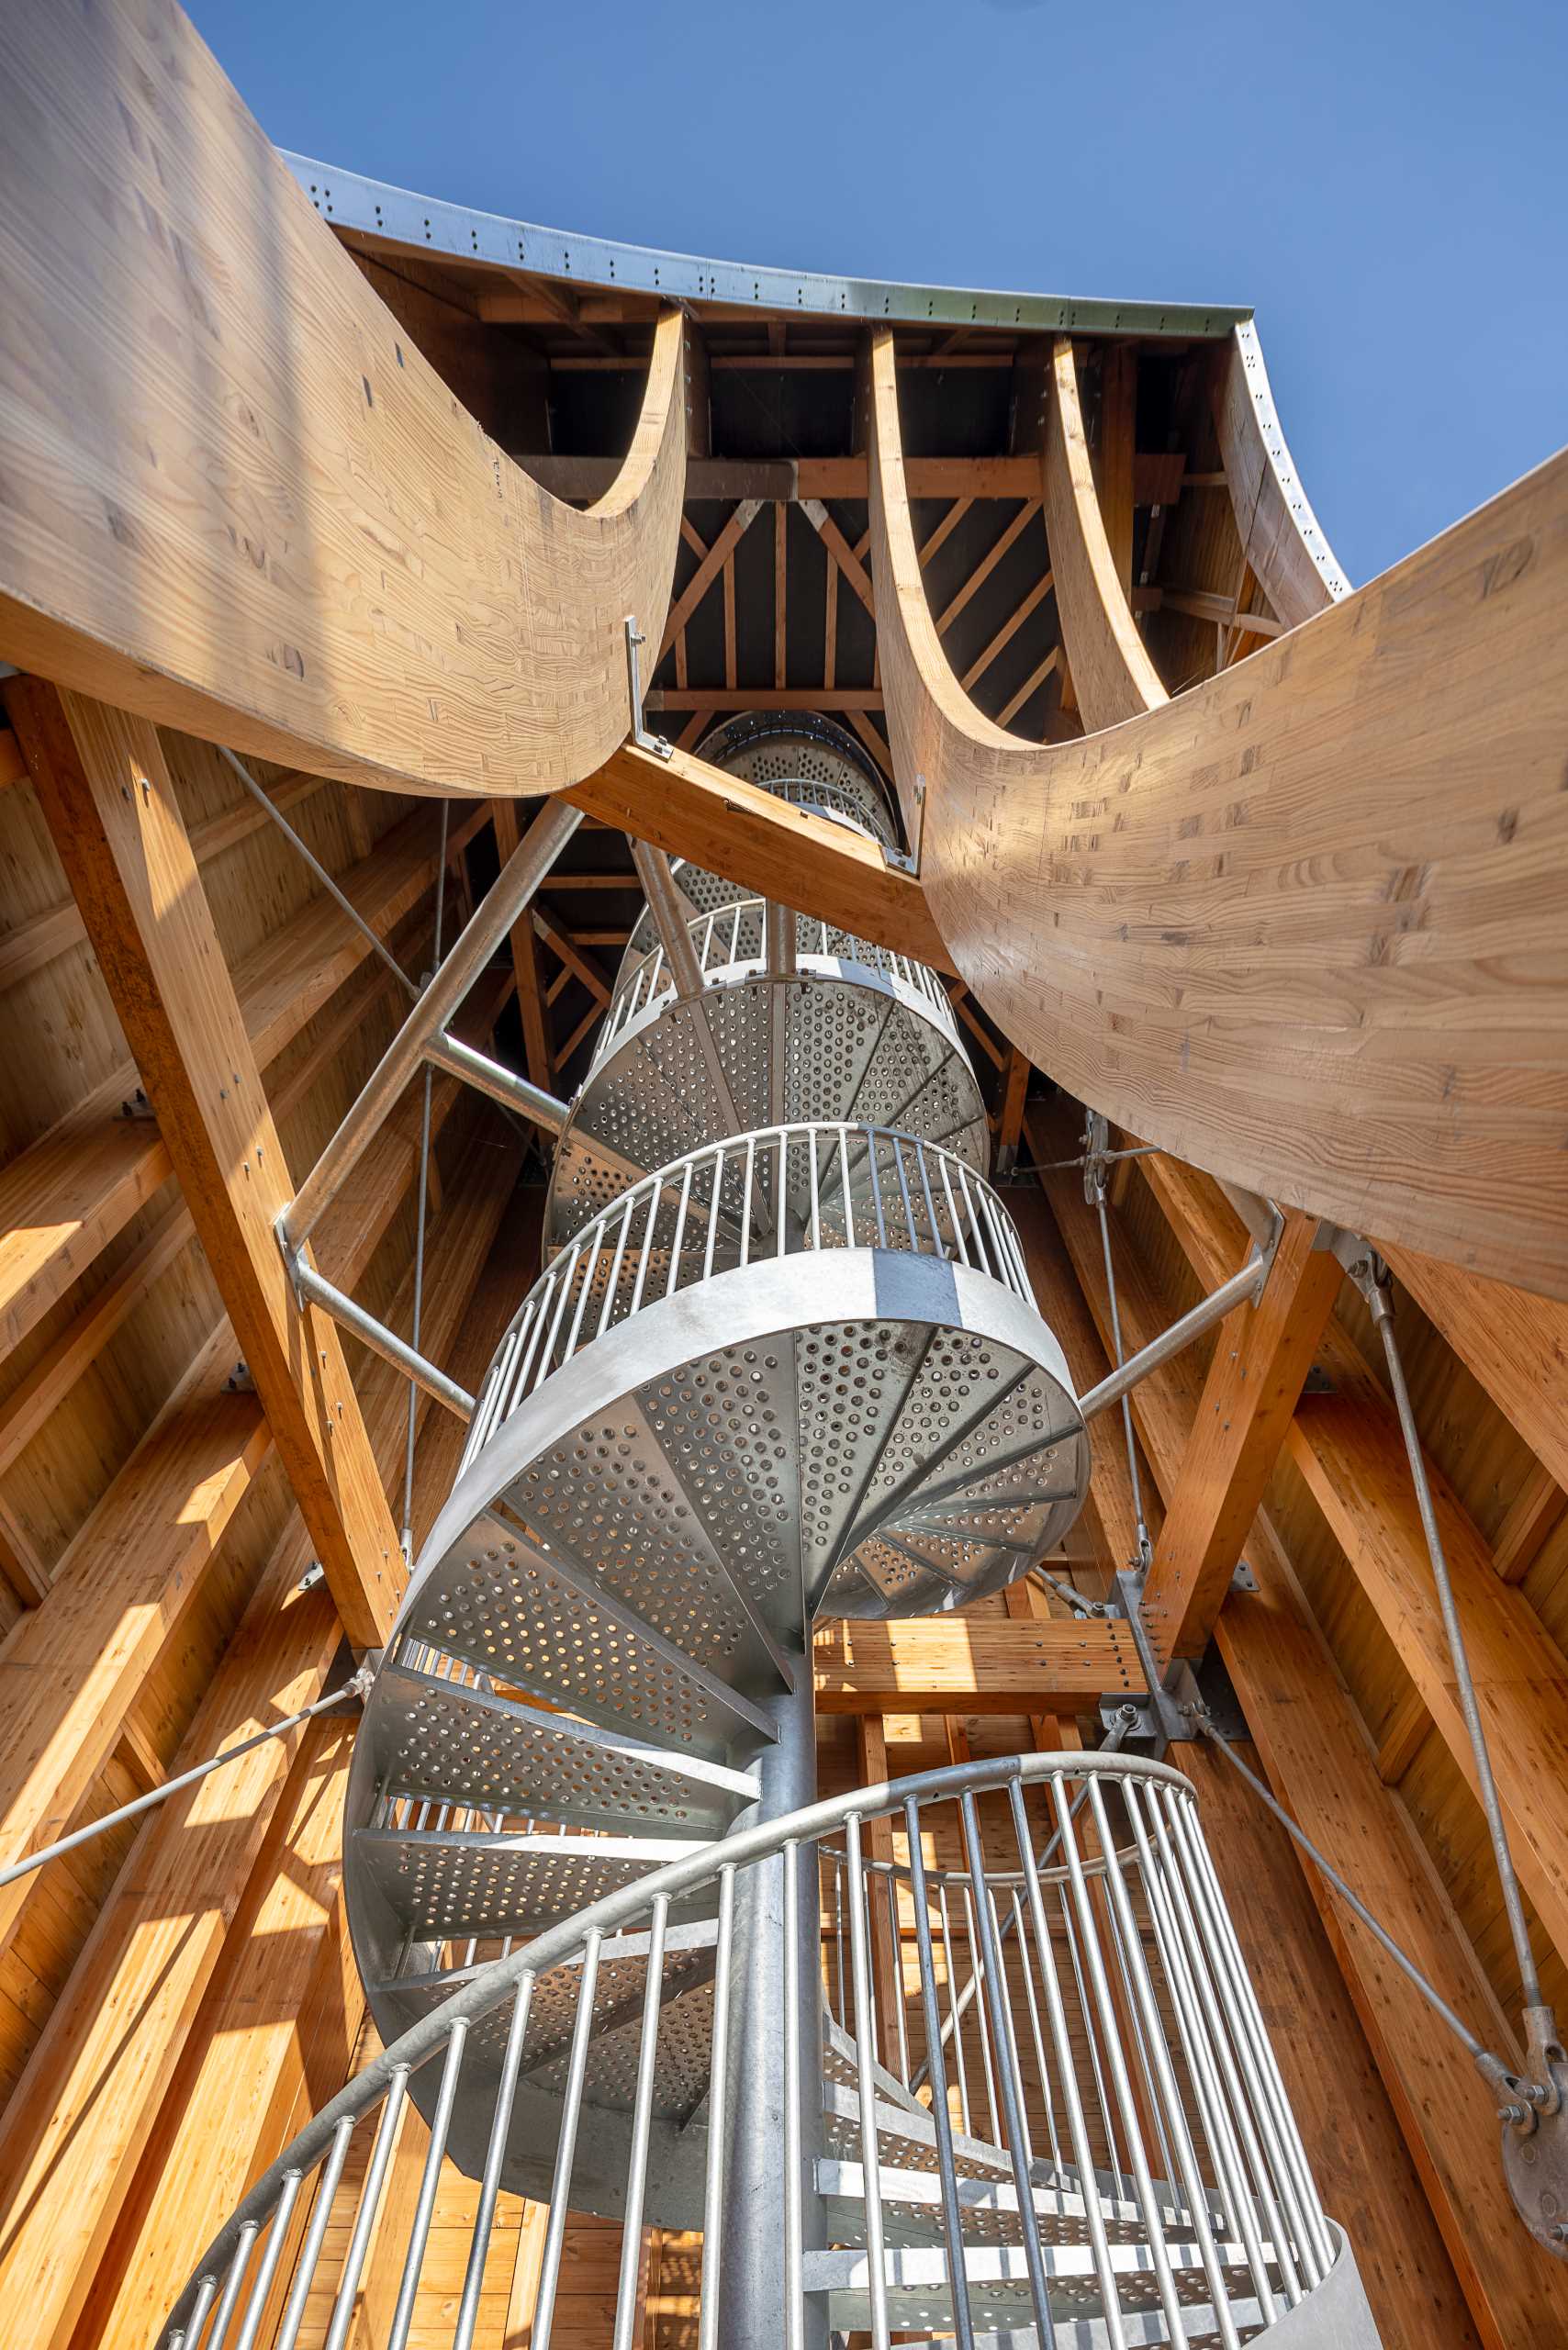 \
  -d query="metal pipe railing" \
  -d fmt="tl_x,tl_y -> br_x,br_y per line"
163,1745 -> 1337,2350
